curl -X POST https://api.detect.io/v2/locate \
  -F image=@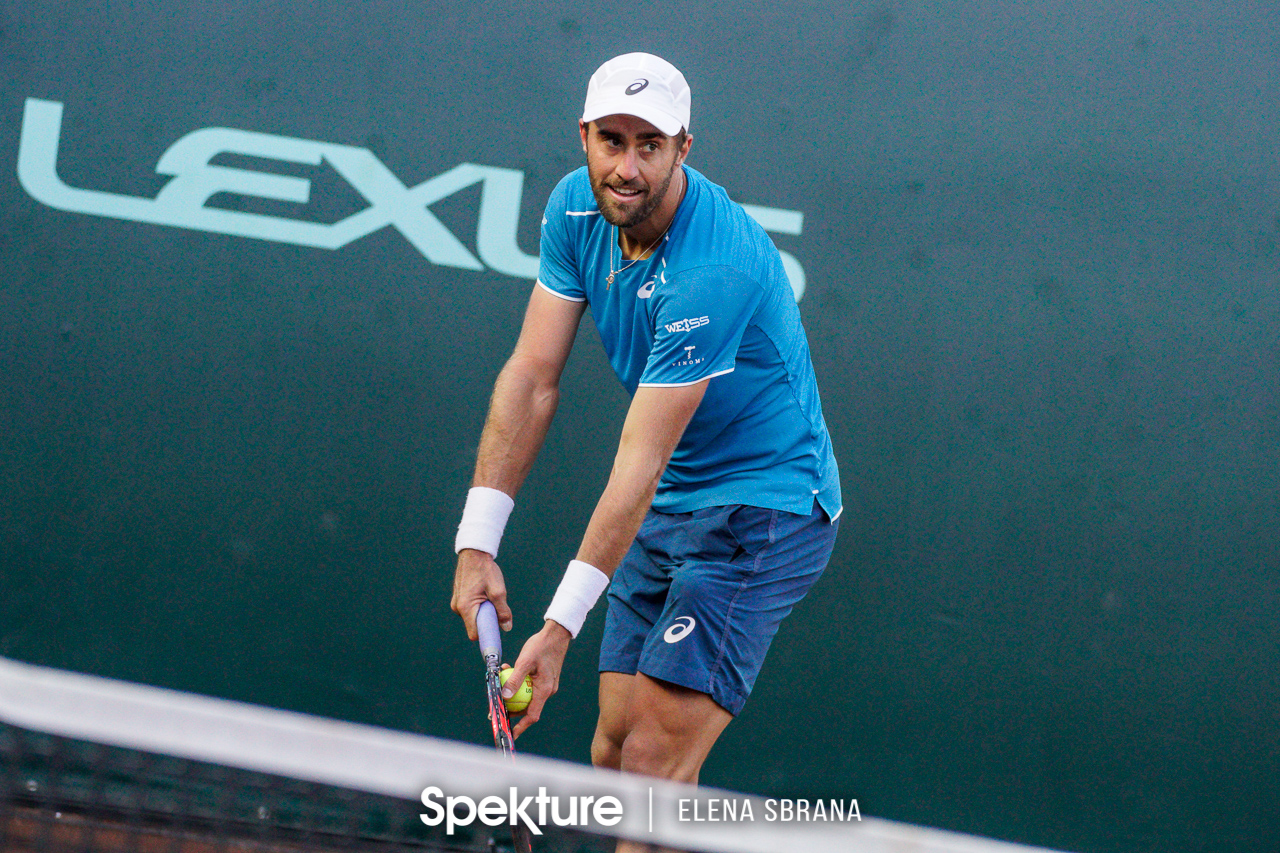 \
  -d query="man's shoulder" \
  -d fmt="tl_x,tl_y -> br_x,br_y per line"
669,168 -> 784,285
680,168 -> 772,250
682,166 -> 735,216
